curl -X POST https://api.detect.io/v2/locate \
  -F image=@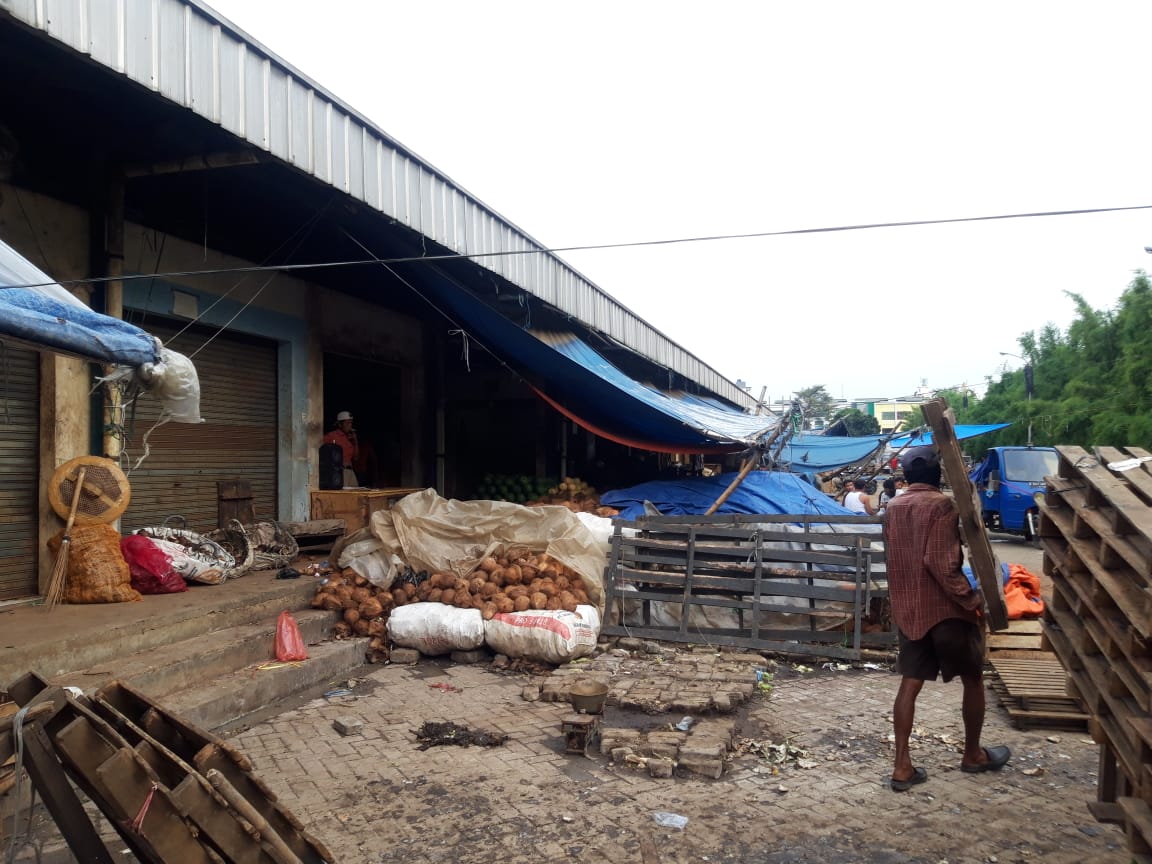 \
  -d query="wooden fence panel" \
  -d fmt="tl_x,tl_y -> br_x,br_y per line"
602,514 -> 894,660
